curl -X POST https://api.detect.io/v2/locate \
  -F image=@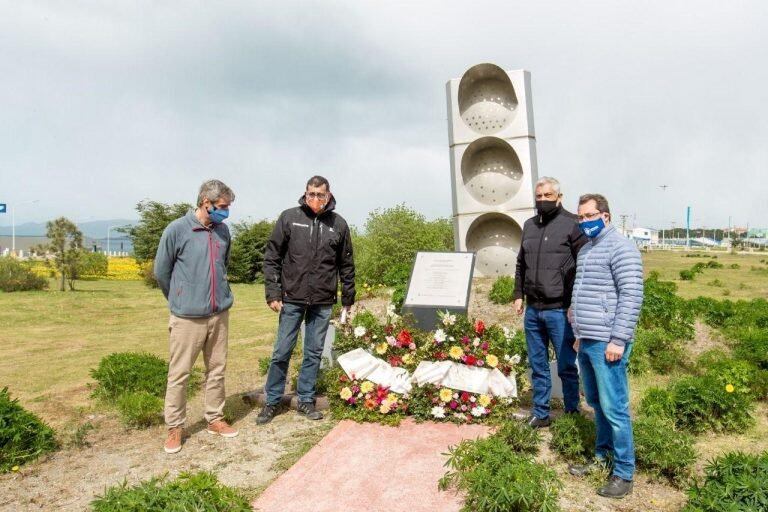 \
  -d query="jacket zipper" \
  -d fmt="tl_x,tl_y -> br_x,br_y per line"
208,231 -> 217,313
533,220 -> 549,300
